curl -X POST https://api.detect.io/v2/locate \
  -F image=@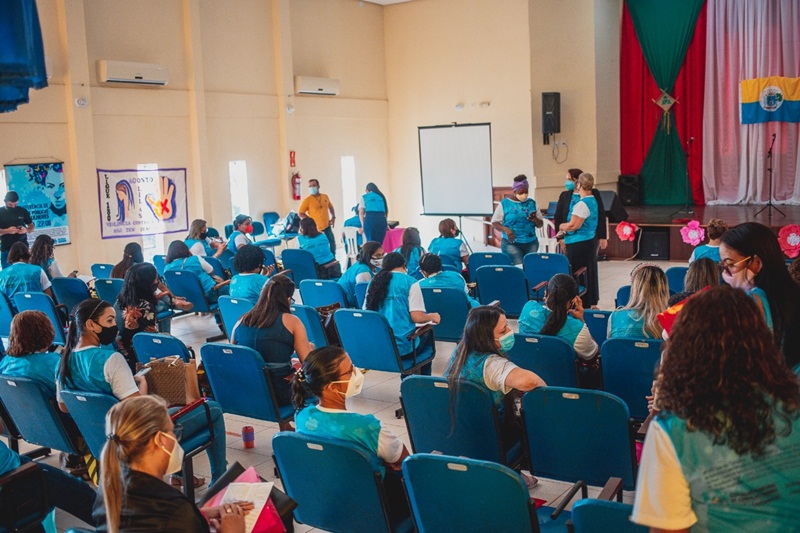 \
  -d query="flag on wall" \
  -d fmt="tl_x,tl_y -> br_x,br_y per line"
740,76 -> 800,124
